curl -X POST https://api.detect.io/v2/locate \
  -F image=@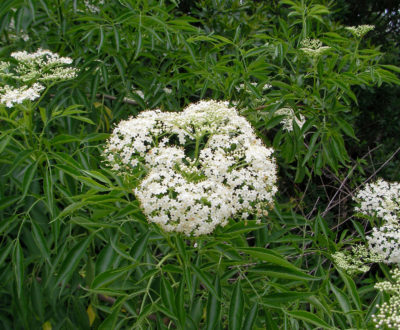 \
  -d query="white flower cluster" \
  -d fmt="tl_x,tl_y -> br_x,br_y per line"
367,224 -> 400,264
300,38 -> 330,58
275,107 -> 305,132
373,268 -> 400,329
333,179 -> 400,273
0,83 -> 45,108
10,49 -> 77,82
0,49 -> 77,107
104,100 -> 278,236
345,25 -> 375,38
332,245 -> 383,275
354,179 -> 400,224
353,179 -> 400,264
